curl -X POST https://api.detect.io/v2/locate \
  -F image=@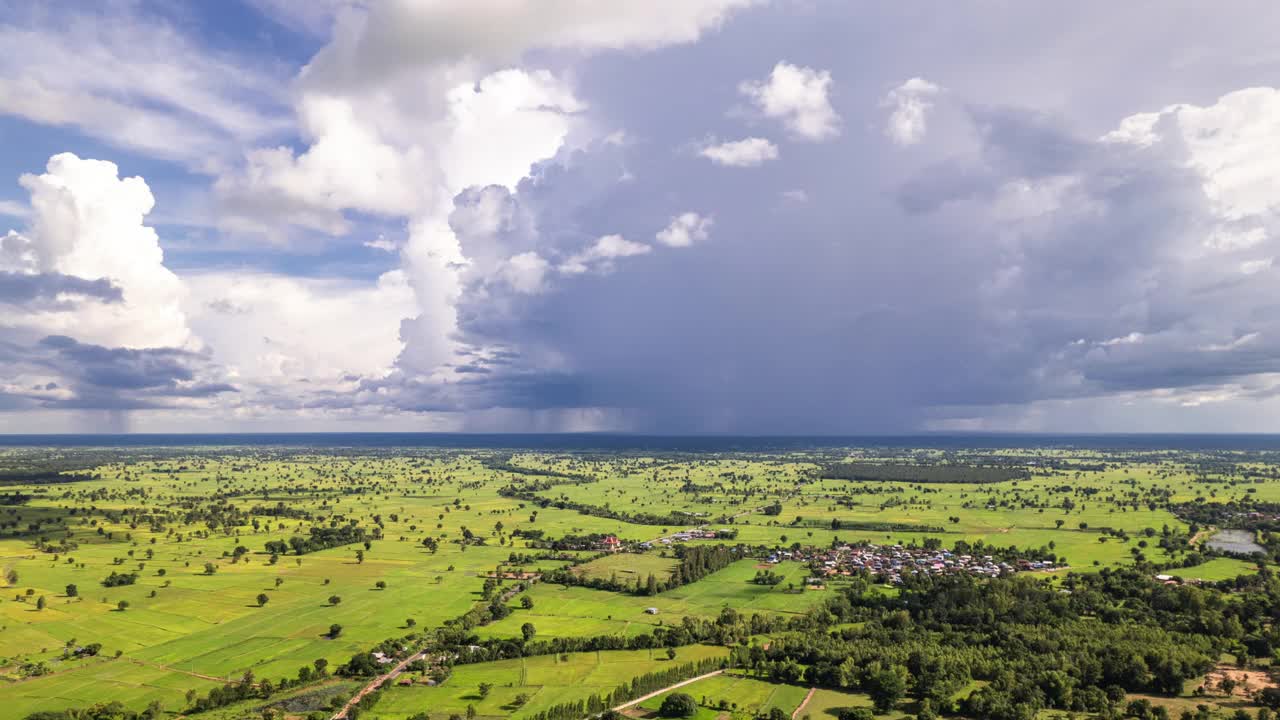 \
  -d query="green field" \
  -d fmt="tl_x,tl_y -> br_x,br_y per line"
0,445 -> 1273,719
